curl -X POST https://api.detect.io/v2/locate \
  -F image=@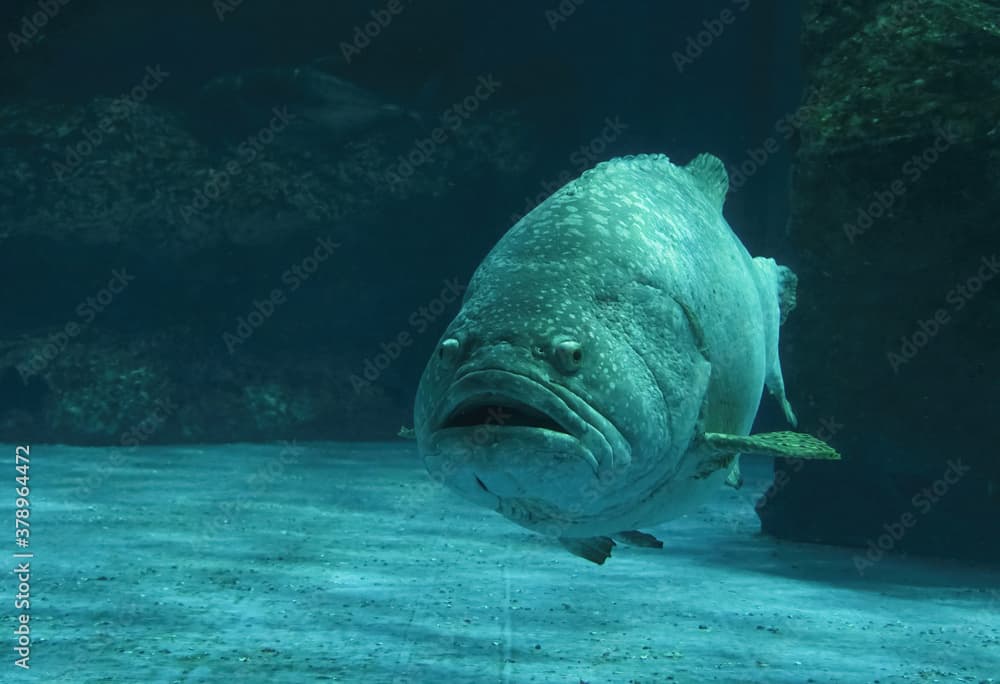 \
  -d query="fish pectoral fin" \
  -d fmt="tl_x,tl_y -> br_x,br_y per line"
398,426 -> 416,440
613,530 -> 664,548
725,457 -> 743,489
559,536 -> 616,564
703,431 -> 841,460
